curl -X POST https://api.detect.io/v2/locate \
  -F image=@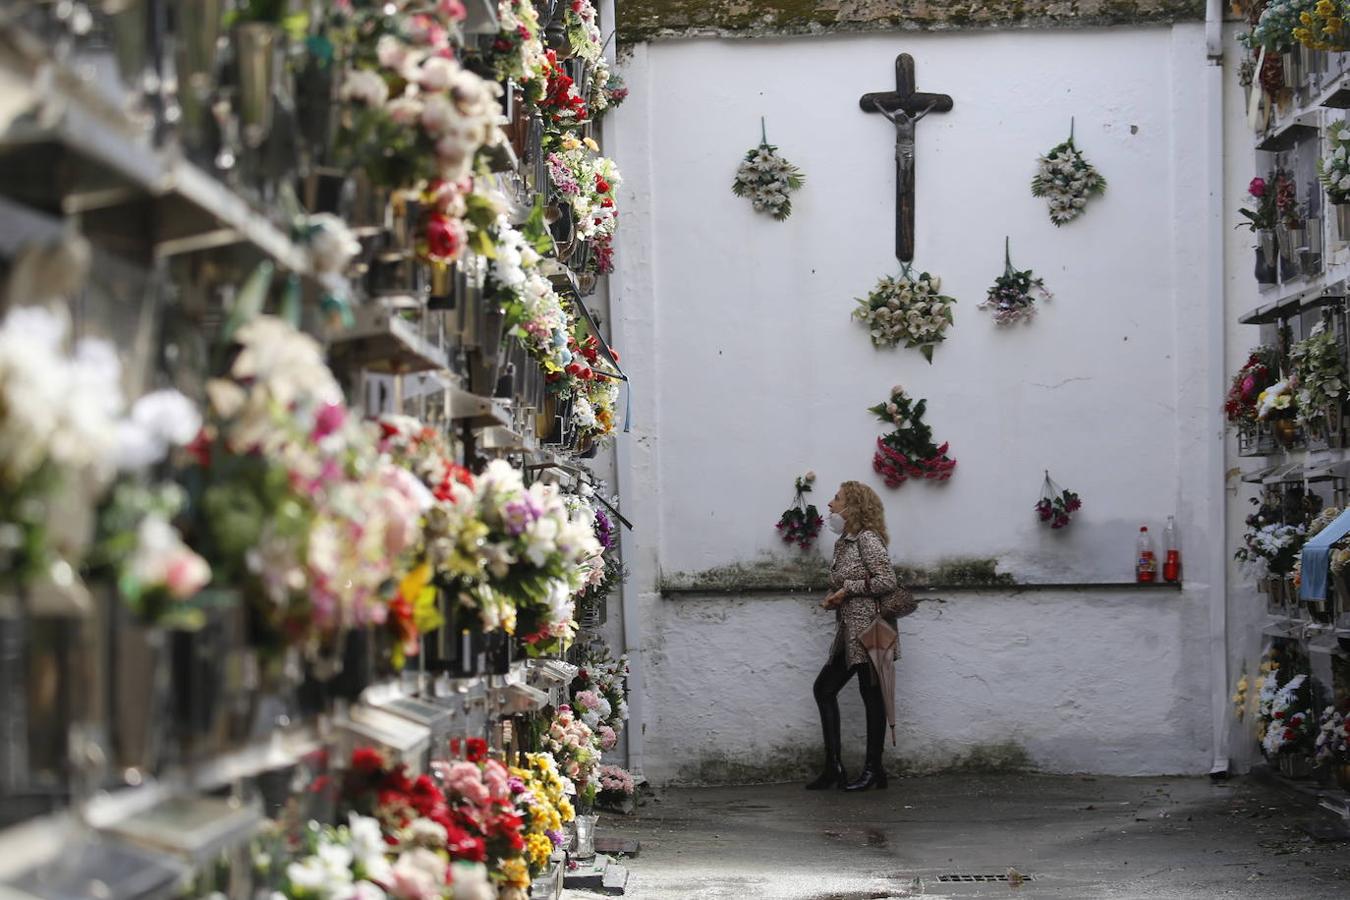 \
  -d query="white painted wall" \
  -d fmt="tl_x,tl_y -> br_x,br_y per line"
610,24 -> 1224,782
